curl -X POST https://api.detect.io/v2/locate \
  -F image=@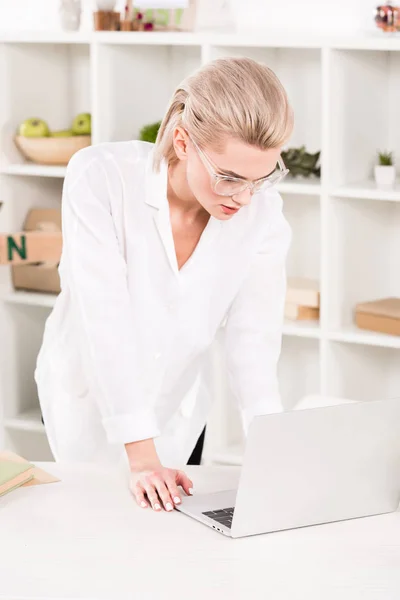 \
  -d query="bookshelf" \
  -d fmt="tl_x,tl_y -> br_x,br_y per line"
0,31 -> 399,463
